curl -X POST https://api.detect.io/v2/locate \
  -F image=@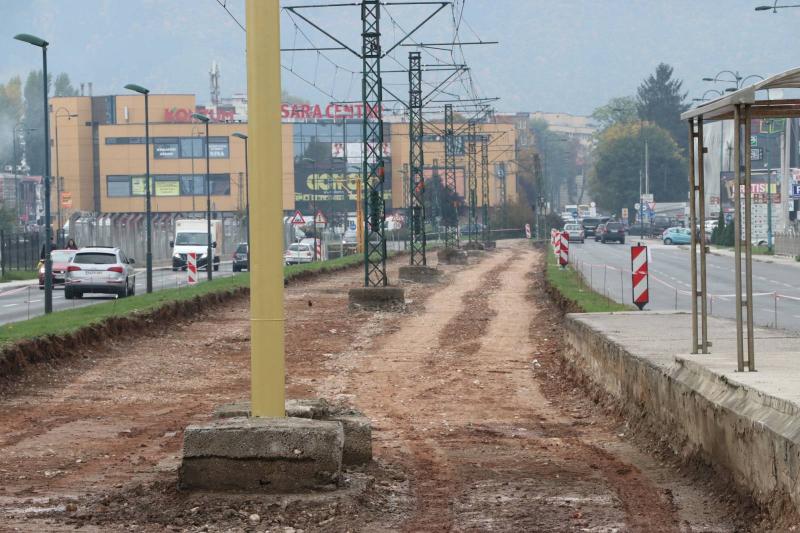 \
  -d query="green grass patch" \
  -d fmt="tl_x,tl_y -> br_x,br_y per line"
0,270 -> 38,283
546,252 -> 629,313
711,244 -> 773,256
0,253 -> 371,345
